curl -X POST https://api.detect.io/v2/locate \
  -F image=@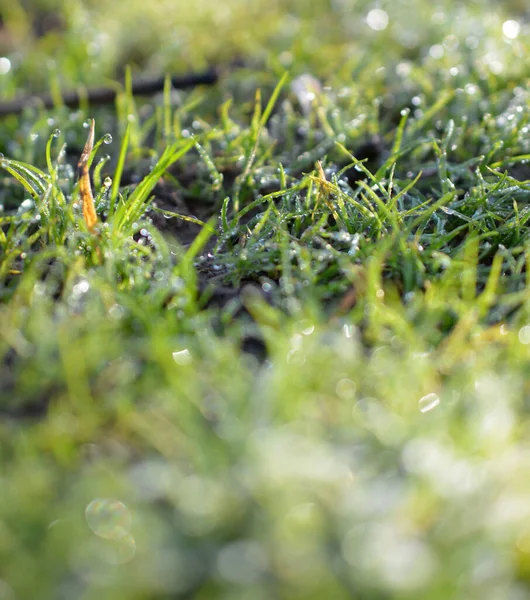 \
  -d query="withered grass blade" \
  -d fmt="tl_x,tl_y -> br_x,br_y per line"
78,119 -> 98,232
